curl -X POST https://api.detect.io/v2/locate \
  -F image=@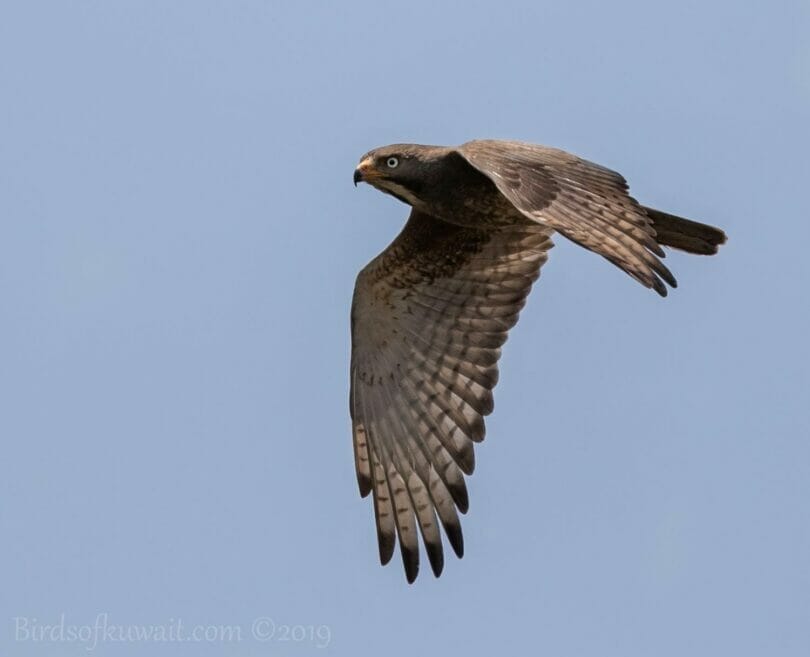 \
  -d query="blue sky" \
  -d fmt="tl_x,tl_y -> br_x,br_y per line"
1,1 -> 808,655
